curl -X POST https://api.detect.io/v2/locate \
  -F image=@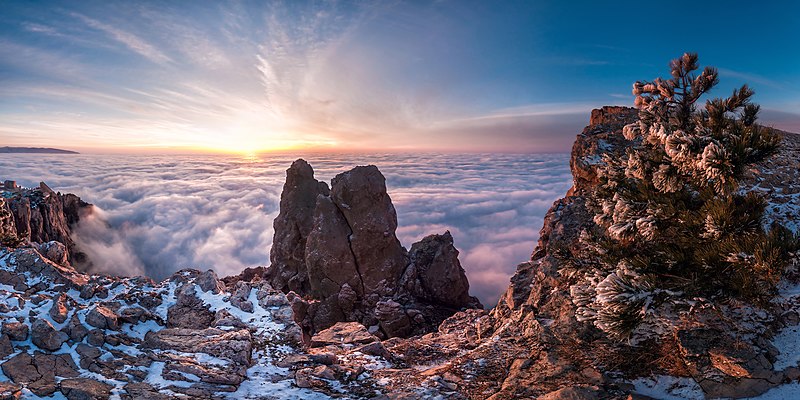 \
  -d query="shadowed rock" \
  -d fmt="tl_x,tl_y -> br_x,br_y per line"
267,159 -> 330,294
329,165 -> 408,296
404,231 -> 482,309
